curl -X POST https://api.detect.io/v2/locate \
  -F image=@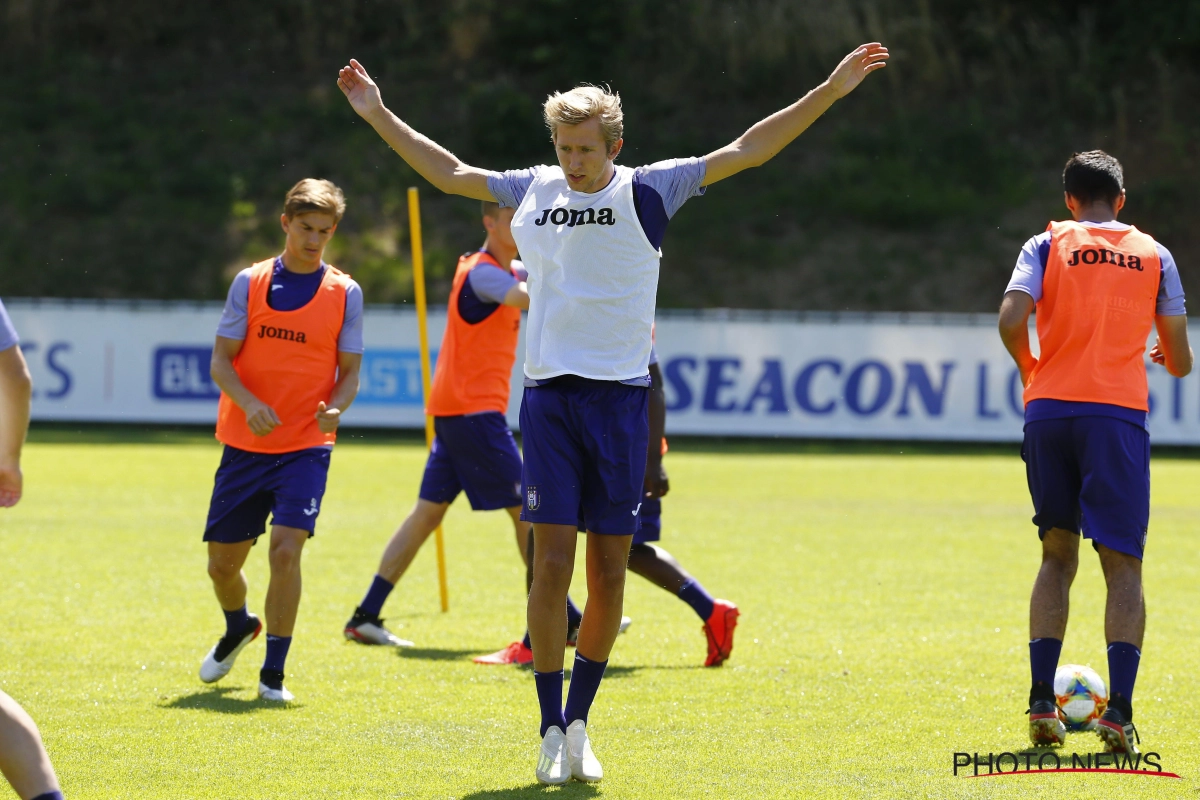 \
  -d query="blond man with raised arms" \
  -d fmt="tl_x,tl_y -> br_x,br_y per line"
337,45 -> 887,784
